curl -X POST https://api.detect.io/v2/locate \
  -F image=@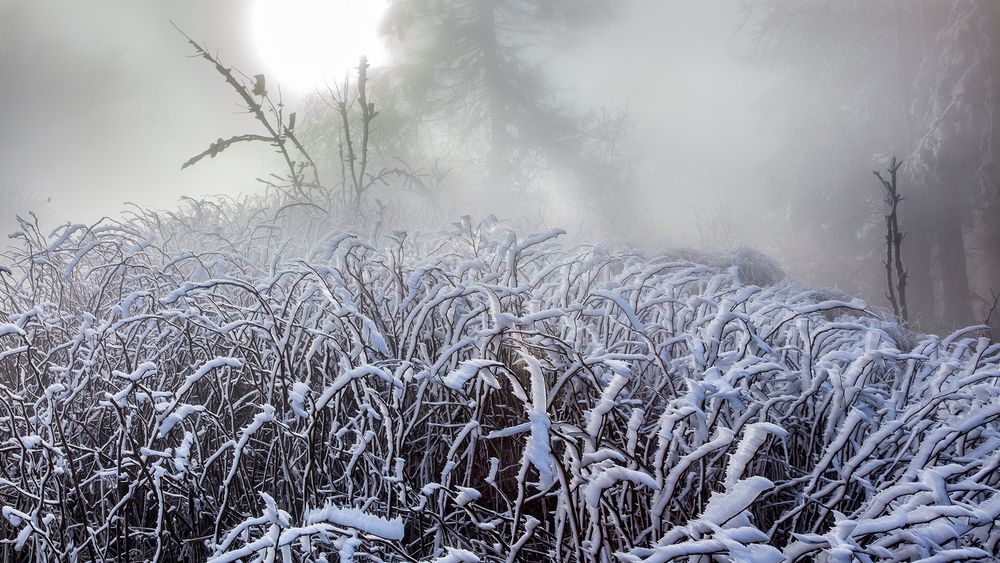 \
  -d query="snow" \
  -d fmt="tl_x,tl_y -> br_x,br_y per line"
723,422 -> 788,489
173,431 -> 195,472
521,353 -> 556,491
454,486 -> 481,507
430,547 -> 481,562
288,381 -> 311,418
698,476 -> 775,526
0,323 -> 26,338
585,371 -> 630,439
593,289 -> 645,332
442,359 -> 503,390
157,402 -> 205,437
17,435 -> 44,450
583,463 -> 658,508
113,361 -> 157,383
305,504 -> 405,541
